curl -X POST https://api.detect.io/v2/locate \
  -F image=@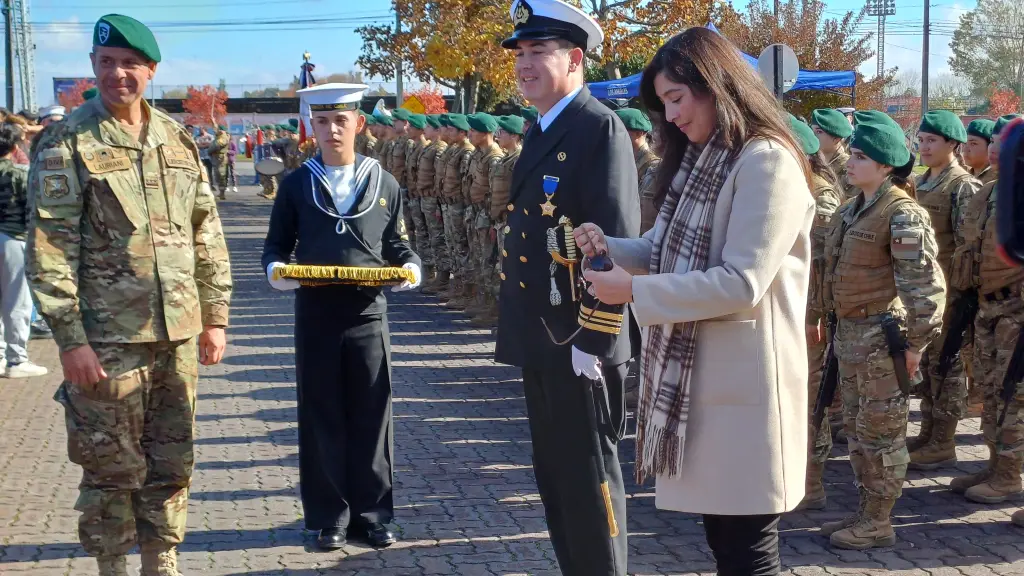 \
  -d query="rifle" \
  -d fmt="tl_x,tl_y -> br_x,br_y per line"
812,312 -> 839,434
997,325 -> 1024,427
935,289 -> 979,399
882,316 -> 913,396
